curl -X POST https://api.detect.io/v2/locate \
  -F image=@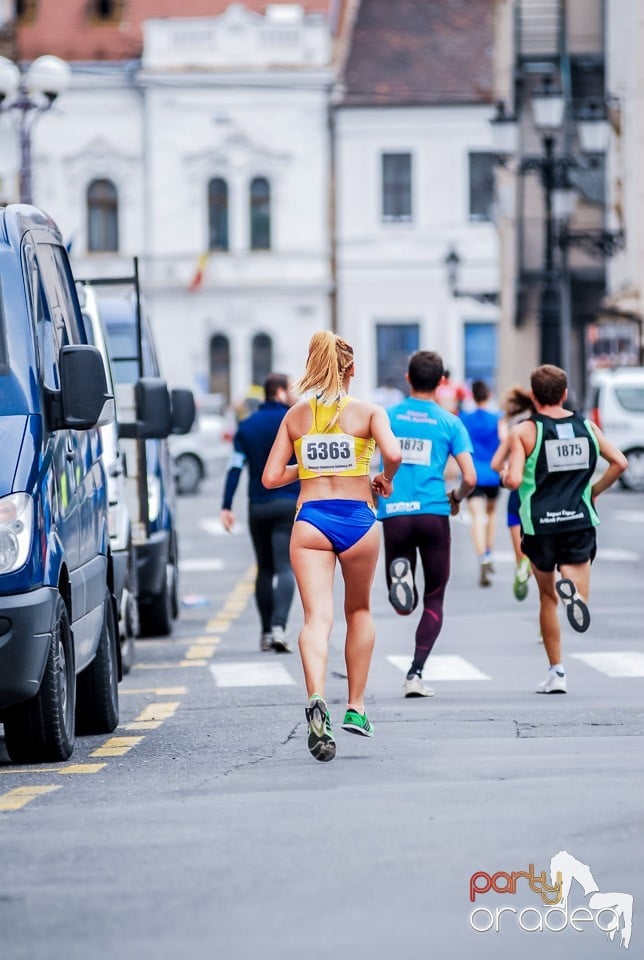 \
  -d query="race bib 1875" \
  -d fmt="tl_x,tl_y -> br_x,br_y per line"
301,434 -> 357,472
399,436 -> 432,466
545,436 -> 590,472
